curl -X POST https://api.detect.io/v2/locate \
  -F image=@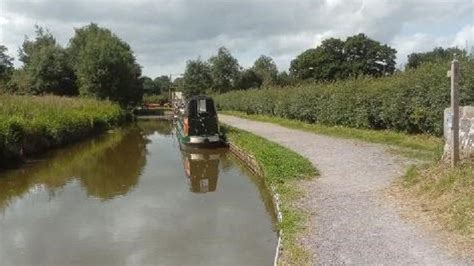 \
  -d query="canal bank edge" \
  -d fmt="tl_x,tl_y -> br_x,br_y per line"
228,142 -> 283,266
223,125 -> 317,265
